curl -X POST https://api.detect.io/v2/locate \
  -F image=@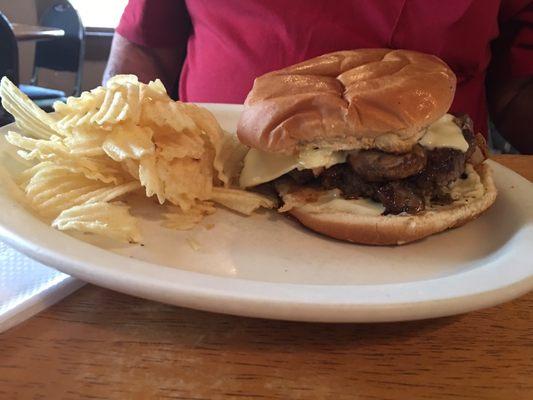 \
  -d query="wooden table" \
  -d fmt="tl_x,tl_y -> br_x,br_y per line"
11,23 -> 65,41
0,155 -> 531,400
